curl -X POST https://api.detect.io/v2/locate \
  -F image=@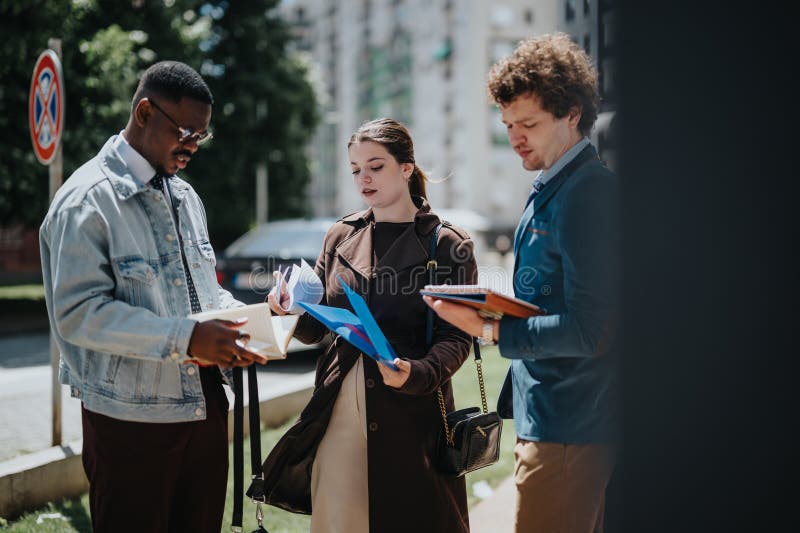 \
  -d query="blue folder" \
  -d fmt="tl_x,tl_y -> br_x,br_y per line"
297,275 -> 399,370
